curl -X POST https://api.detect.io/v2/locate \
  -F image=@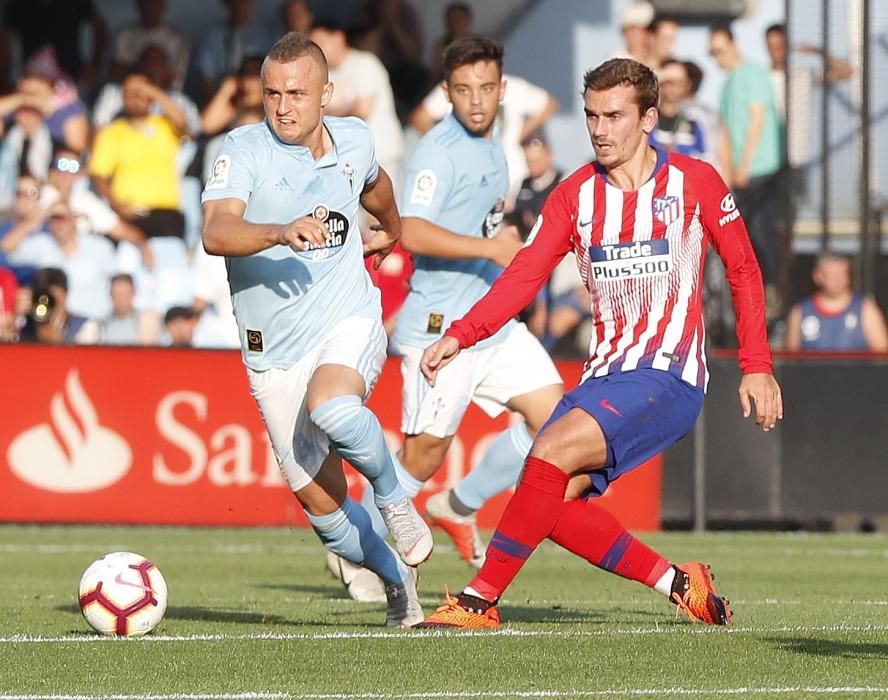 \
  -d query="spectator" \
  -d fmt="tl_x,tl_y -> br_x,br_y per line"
189,245 -> 239,349
0,91 -> 52,212
103,273 -> 150,345
90,71 -> 192,319
200,55 -> 263,136
649,59 -> 707,159
95,44 -> 201,139
510,132 -> 562,341
0,0 -> 107,92
111,0 -> 191,91
19,267 -> 101,344
281,0 -> 314,34
710,24 -> 783,318
409,72 -> 559,209
201,56 -> 265,185
349,0 -> 428,121
5,201 -> 116,320
196,0 -> 274,105
615,2 -> 655,67
512,132 -> 561,240
0,174 -> 47,280
0,266 -> 18,341
786,253 -> 888,352
681,60 -> 721,169
6,66 -> 90,153
163,305 -> 198,347
429,3 -> 473,86
765,23 -> 853,307
40,146 -> 154,269
310,21 -> 404,188
765,22 -> 852,167
648,15 -> 679,70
